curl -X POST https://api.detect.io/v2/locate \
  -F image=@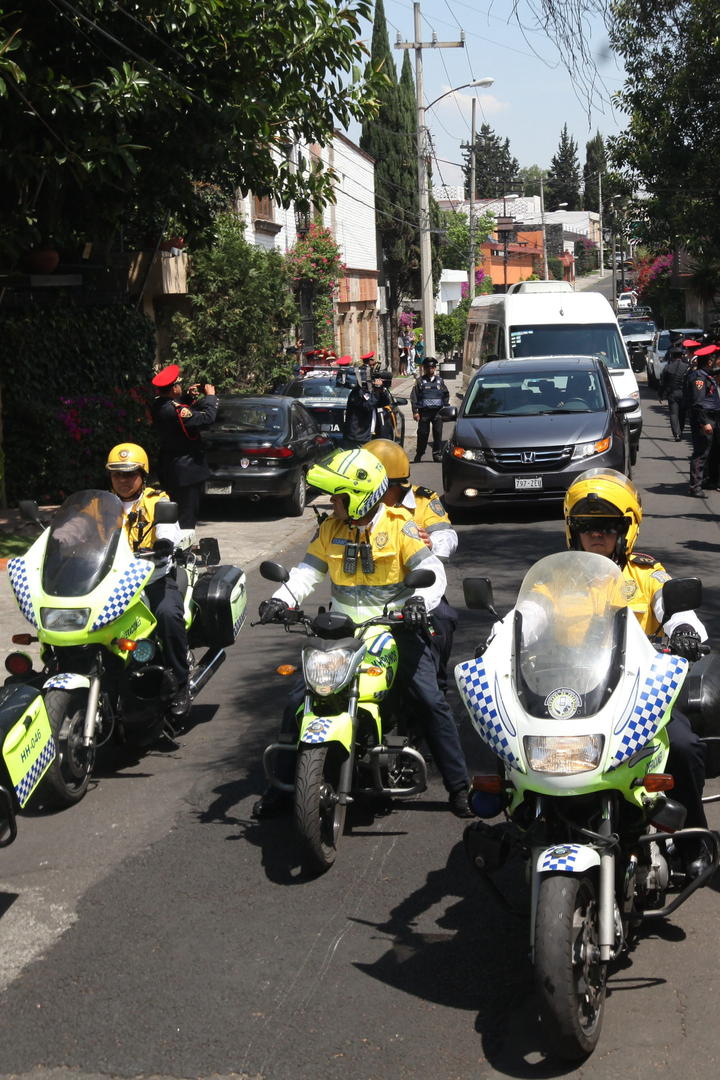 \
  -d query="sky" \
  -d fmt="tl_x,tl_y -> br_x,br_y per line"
348,0 -> 627,190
